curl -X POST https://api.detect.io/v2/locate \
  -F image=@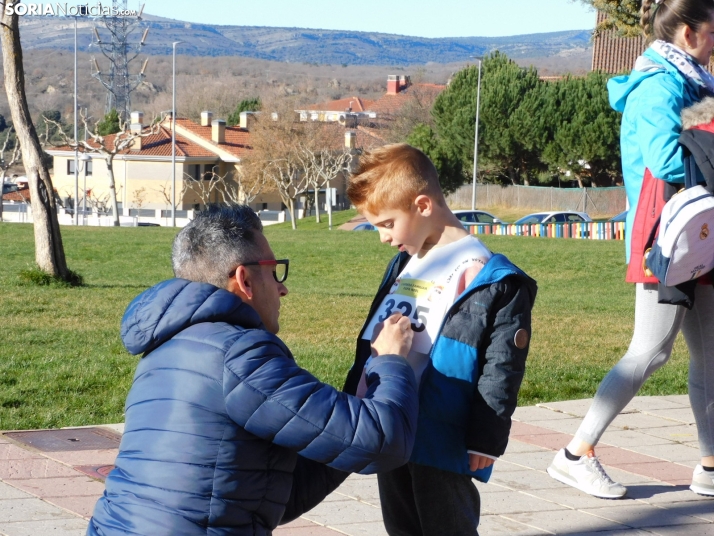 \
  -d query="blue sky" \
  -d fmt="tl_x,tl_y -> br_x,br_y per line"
138,0 -> 596,38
